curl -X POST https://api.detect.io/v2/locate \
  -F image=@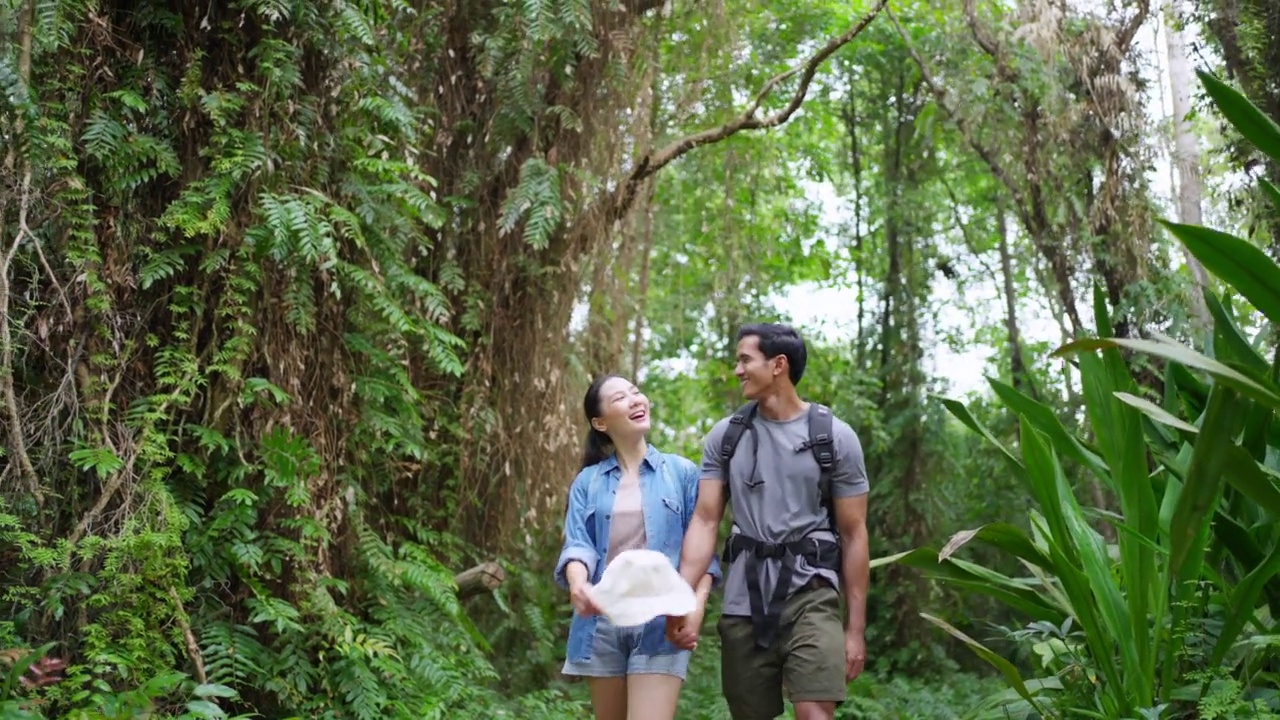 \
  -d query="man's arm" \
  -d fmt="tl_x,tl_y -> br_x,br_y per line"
834,494 -> 869,632
829,420 -> 870,633
694,571 -> 714,605
678,479 -> 725,588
